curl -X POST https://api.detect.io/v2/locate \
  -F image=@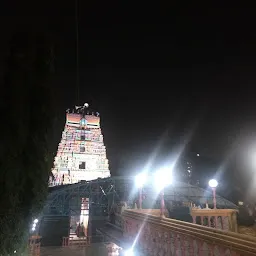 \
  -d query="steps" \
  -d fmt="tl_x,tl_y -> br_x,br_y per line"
68,233 -> 90,246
